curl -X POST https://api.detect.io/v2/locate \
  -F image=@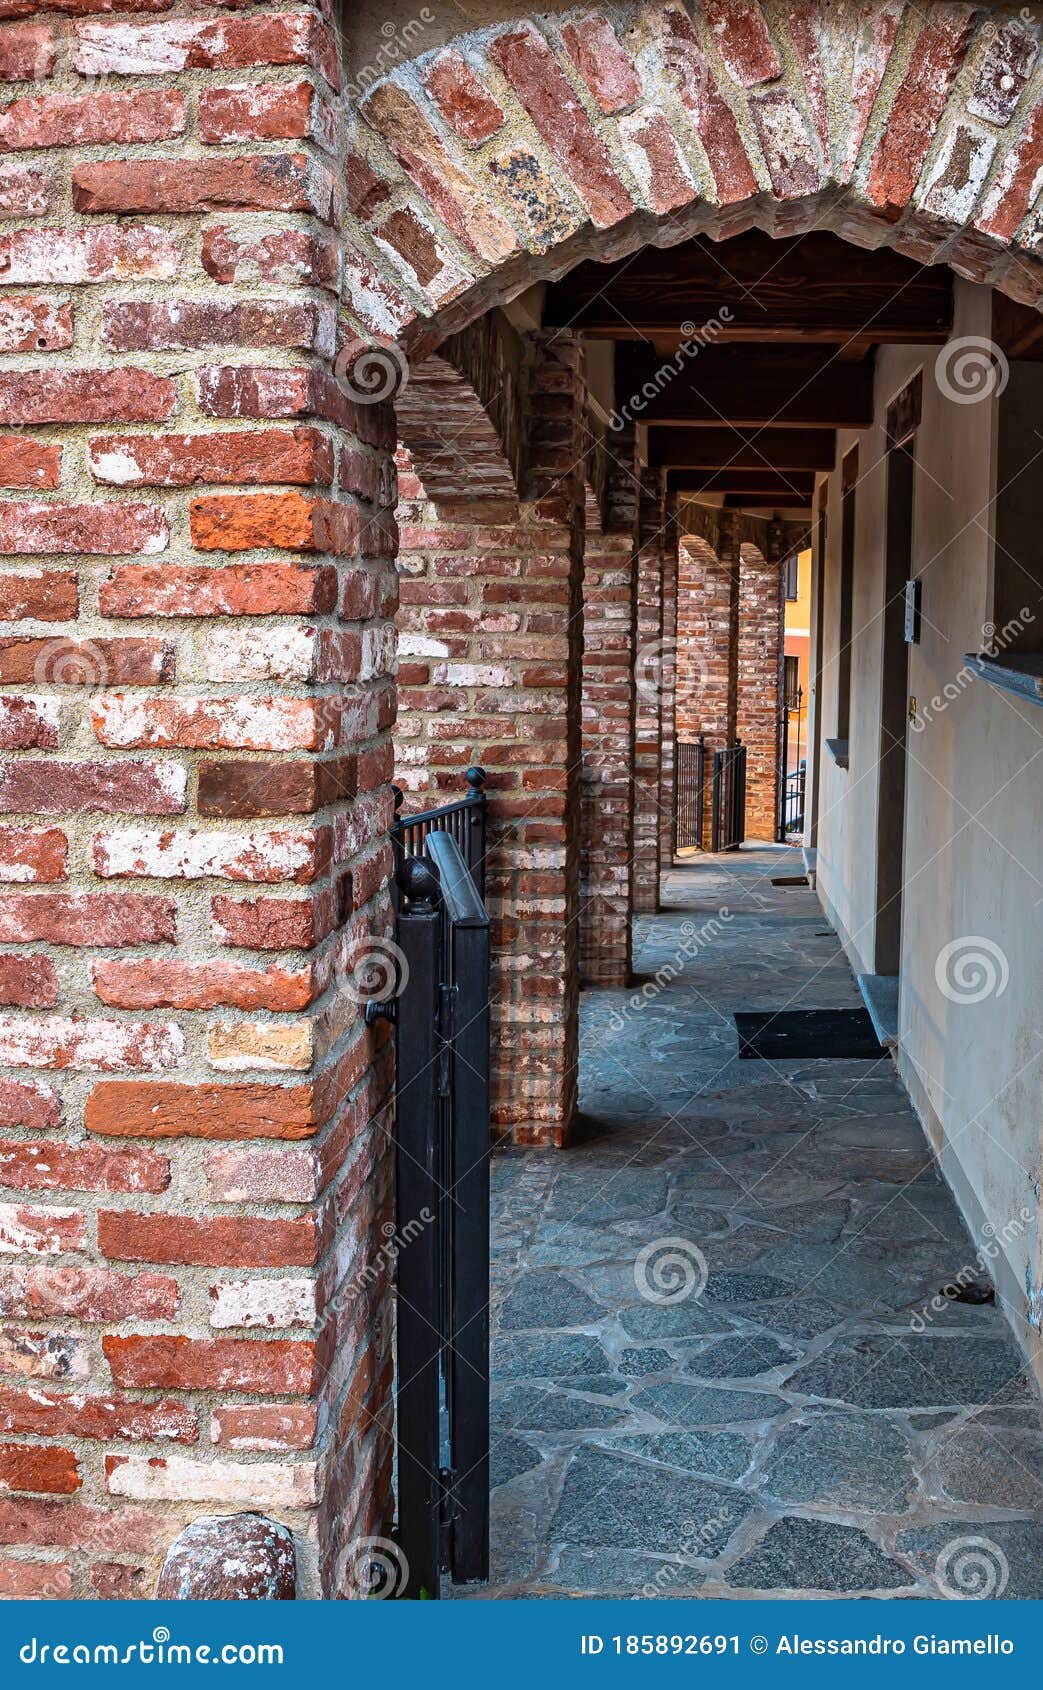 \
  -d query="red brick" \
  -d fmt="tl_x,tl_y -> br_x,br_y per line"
0,88 -> 185,150
88,429 -> 331,488
0,636 -> 173,686
0,501 -> 166,558
0,1496 -> 166,1553
0,1558 -> 72,1598
98,1210 -> 317,1269
0,24 -> 56,83
0,696 -> 58,750
73,15 -> 338,85
92,694 -> 328,753
0,297 -> 73,355
100,561 -> 336,618
86,1080 -> 319,1141
0,161 -> 46,216
199,80 -> 317,142
201,226 -> 338,290
0,571 -> 77,622
103,1334 -> 315,1395
92,959 -> 311,1013
867,8 -> 978,213
0,368 -> 174,431
977,100 -> 1043,241
197,364 -> 313,420
0,1139 -> 169,1197
73,154 -> 330,218
561,15 -> 642,113
197,755 -> 354,818
211,1402 -> 316,1451
0,761 -> 184,817
423,48 -> 506,146
0,893 -> 175,947
104,299 -> 327,355
0,225 -> 179,285
204,1144 -> 316,1204
0,955 -> 56,1009
0,1203 -> 85,1257
0,1387 -> 196,1445
345,151 -> 392,218
0,1266 -> 178,1324
661,7 -> 759,203
489,23 -> 632,227
92,825 -> 329,885
0,1079 -> 61,1133
702,0 -> 780,85
0,1017 -> 182,1074
189,493 -> 355,553
0,1443 -> 79,1496
0,438 -> 61,491
90,1562 -> 147,1600
209,891 -> 337,950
